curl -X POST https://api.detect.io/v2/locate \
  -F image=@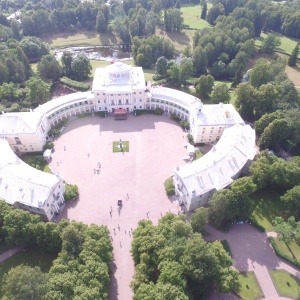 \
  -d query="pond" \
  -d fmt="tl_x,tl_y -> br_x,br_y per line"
54,44 -> 132,61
